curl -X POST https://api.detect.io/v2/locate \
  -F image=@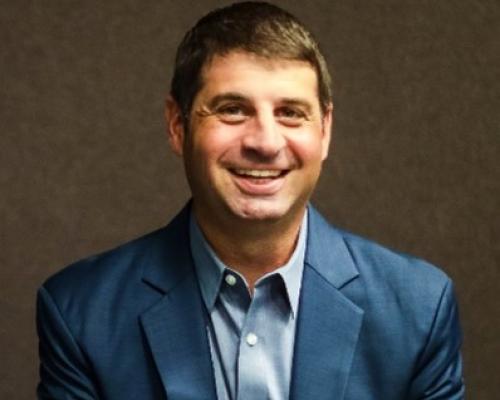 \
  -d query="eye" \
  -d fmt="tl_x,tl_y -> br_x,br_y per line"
215,103 -> 250,123
275,107 -> 307,126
